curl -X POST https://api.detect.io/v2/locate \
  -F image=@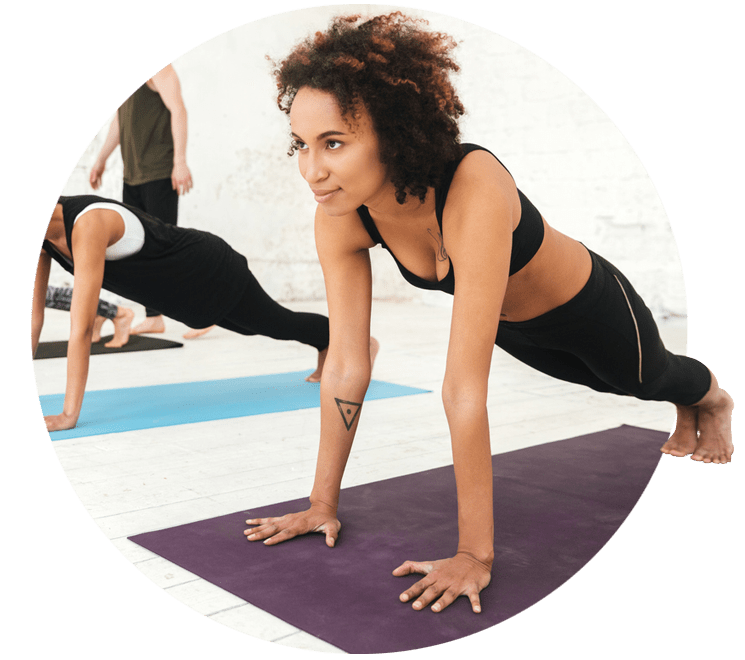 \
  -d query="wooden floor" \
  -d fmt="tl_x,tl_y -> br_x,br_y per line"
34,298 -> 683,653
